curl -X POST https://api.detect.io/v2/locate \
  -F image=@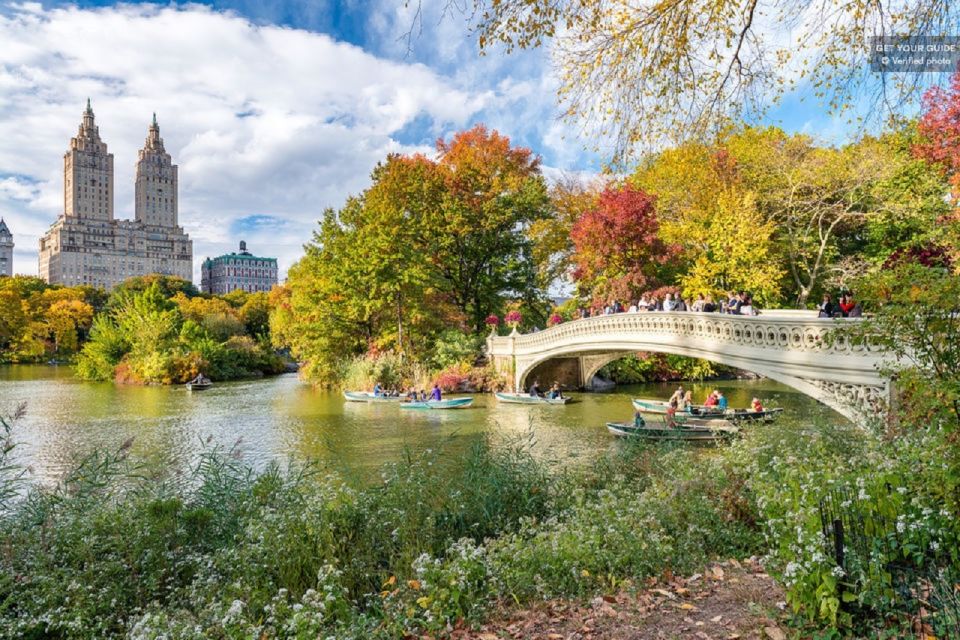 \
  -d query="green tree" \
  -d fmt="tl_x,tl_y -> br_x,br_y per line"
239,292 -> 271,337
425,125 -> 551,331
